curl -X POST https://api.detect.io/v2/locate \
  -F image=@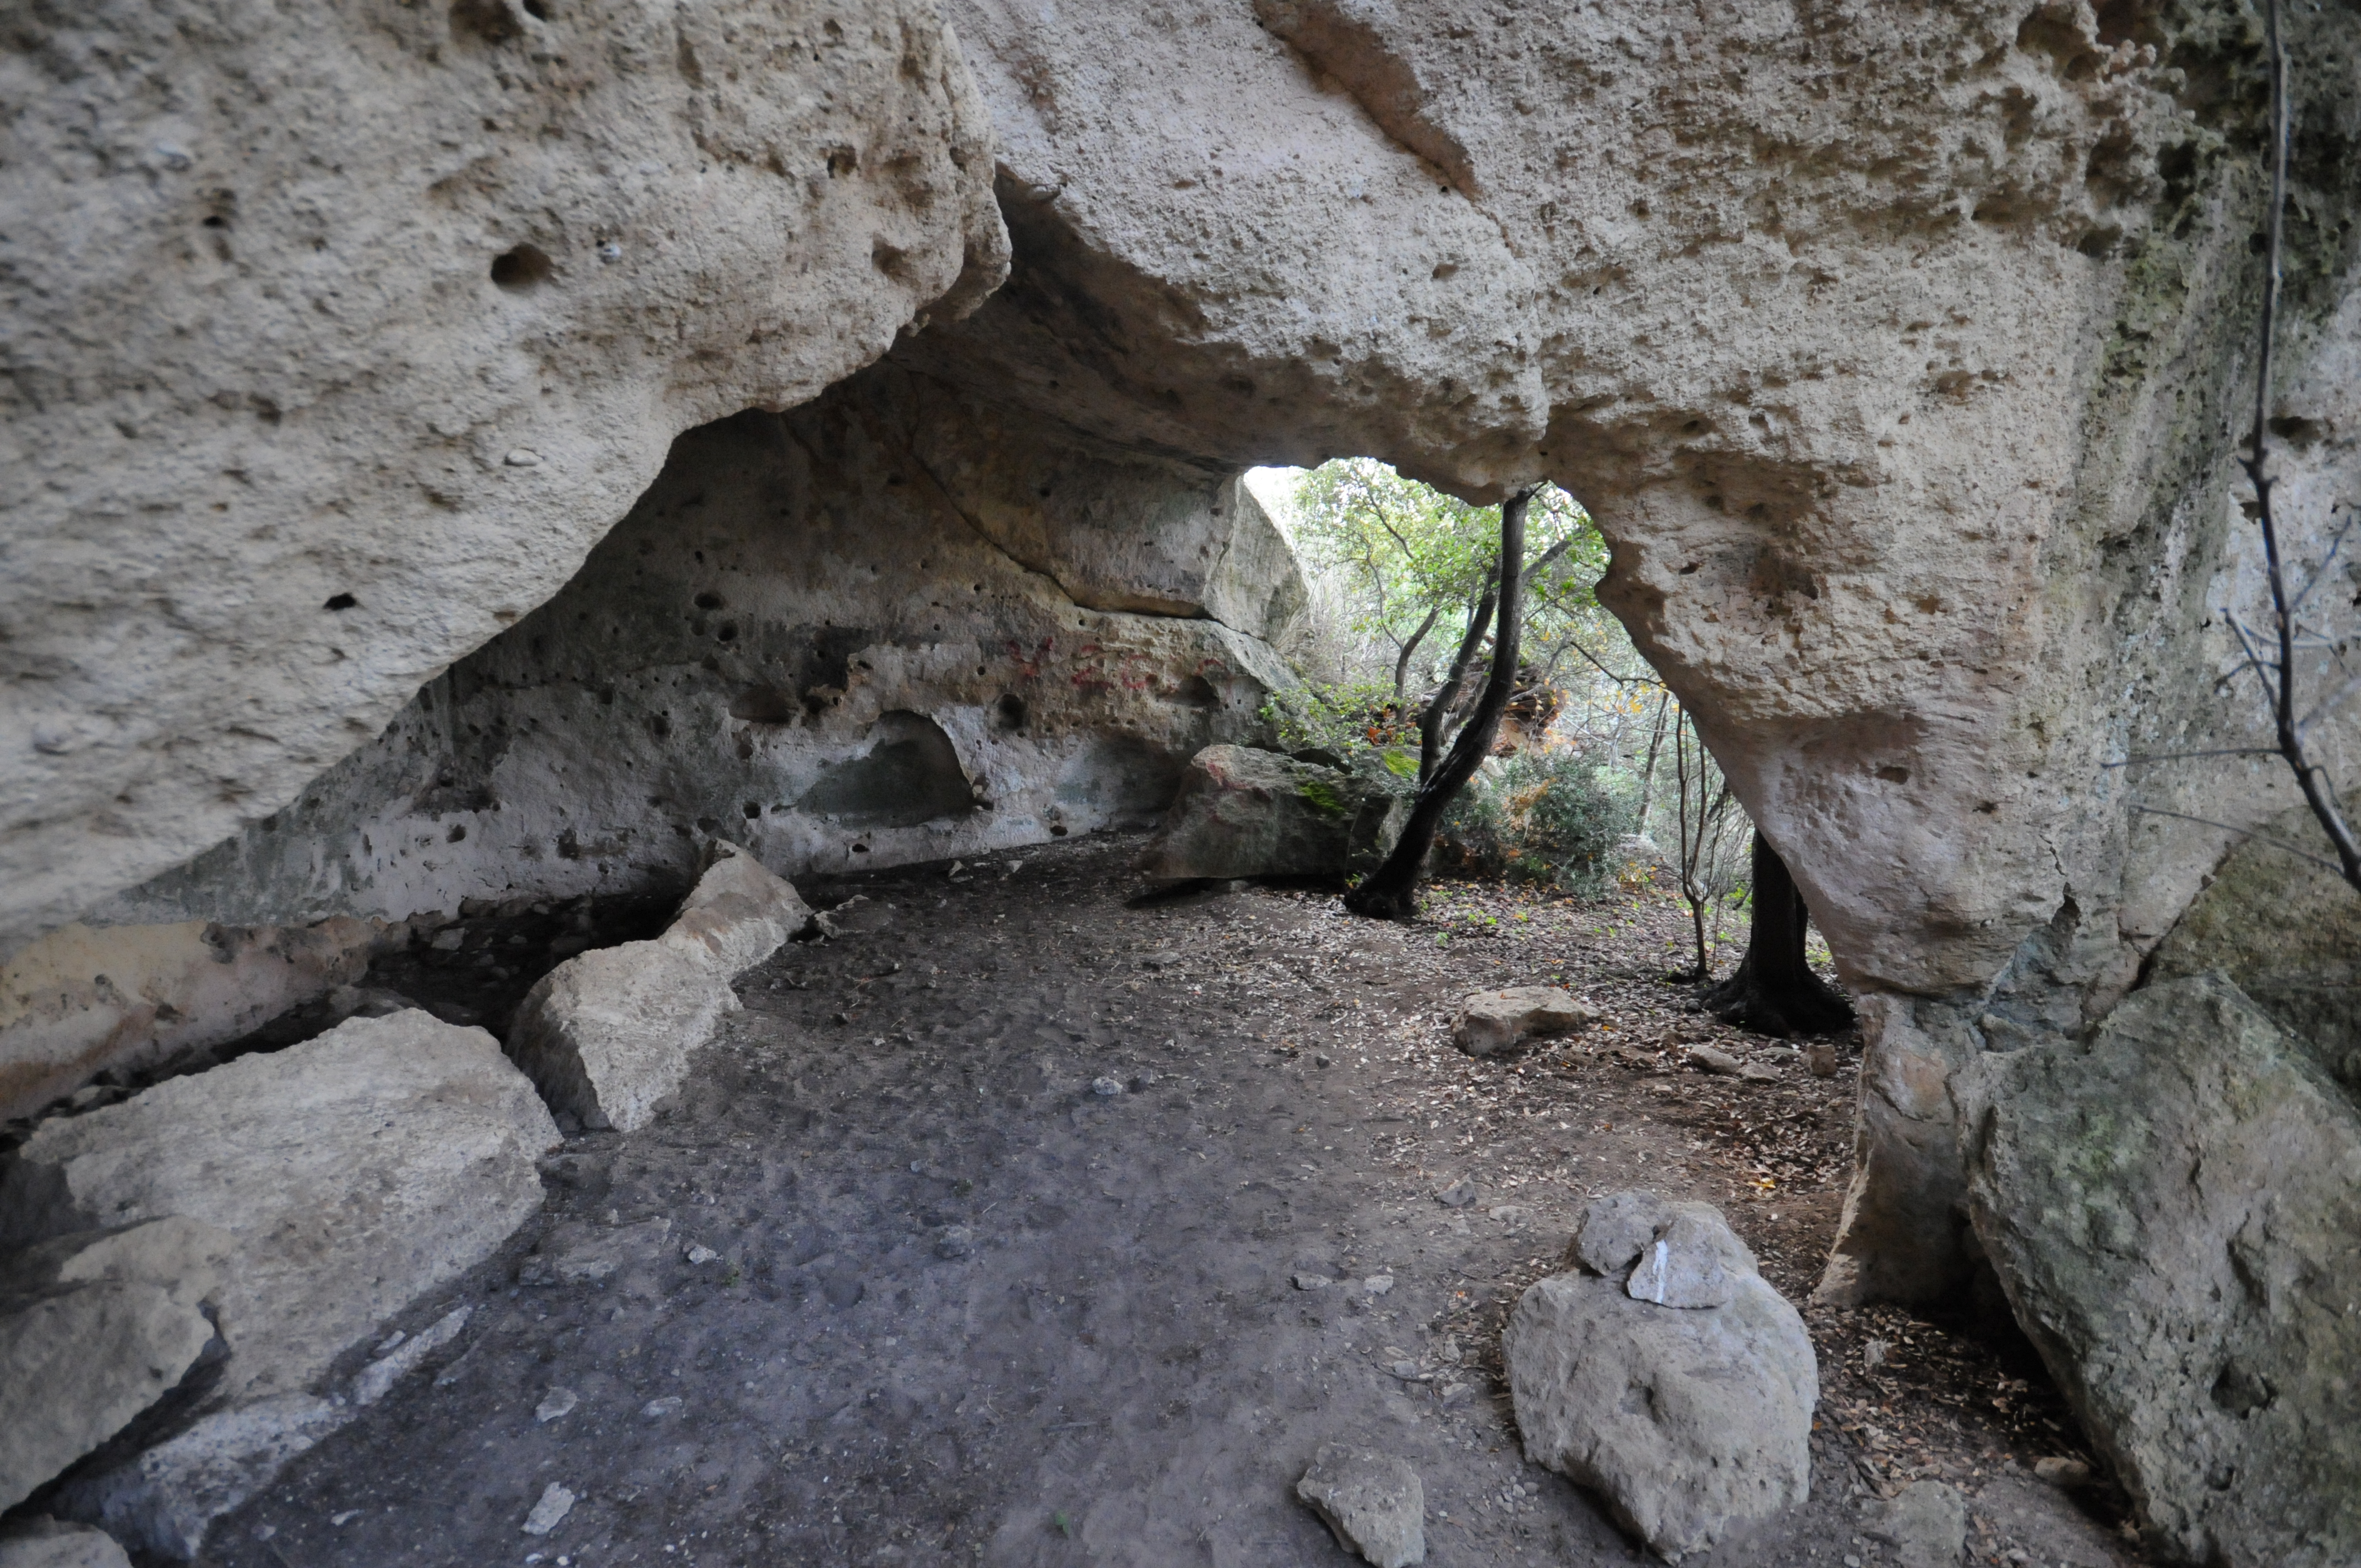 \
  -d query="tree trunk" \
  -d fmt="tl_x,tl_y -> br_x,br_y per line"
1392,604 -> 1443,701
1701,832 -> 1855,1036
1347,488 -> 1536,918
1417,577 -> 1498,785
